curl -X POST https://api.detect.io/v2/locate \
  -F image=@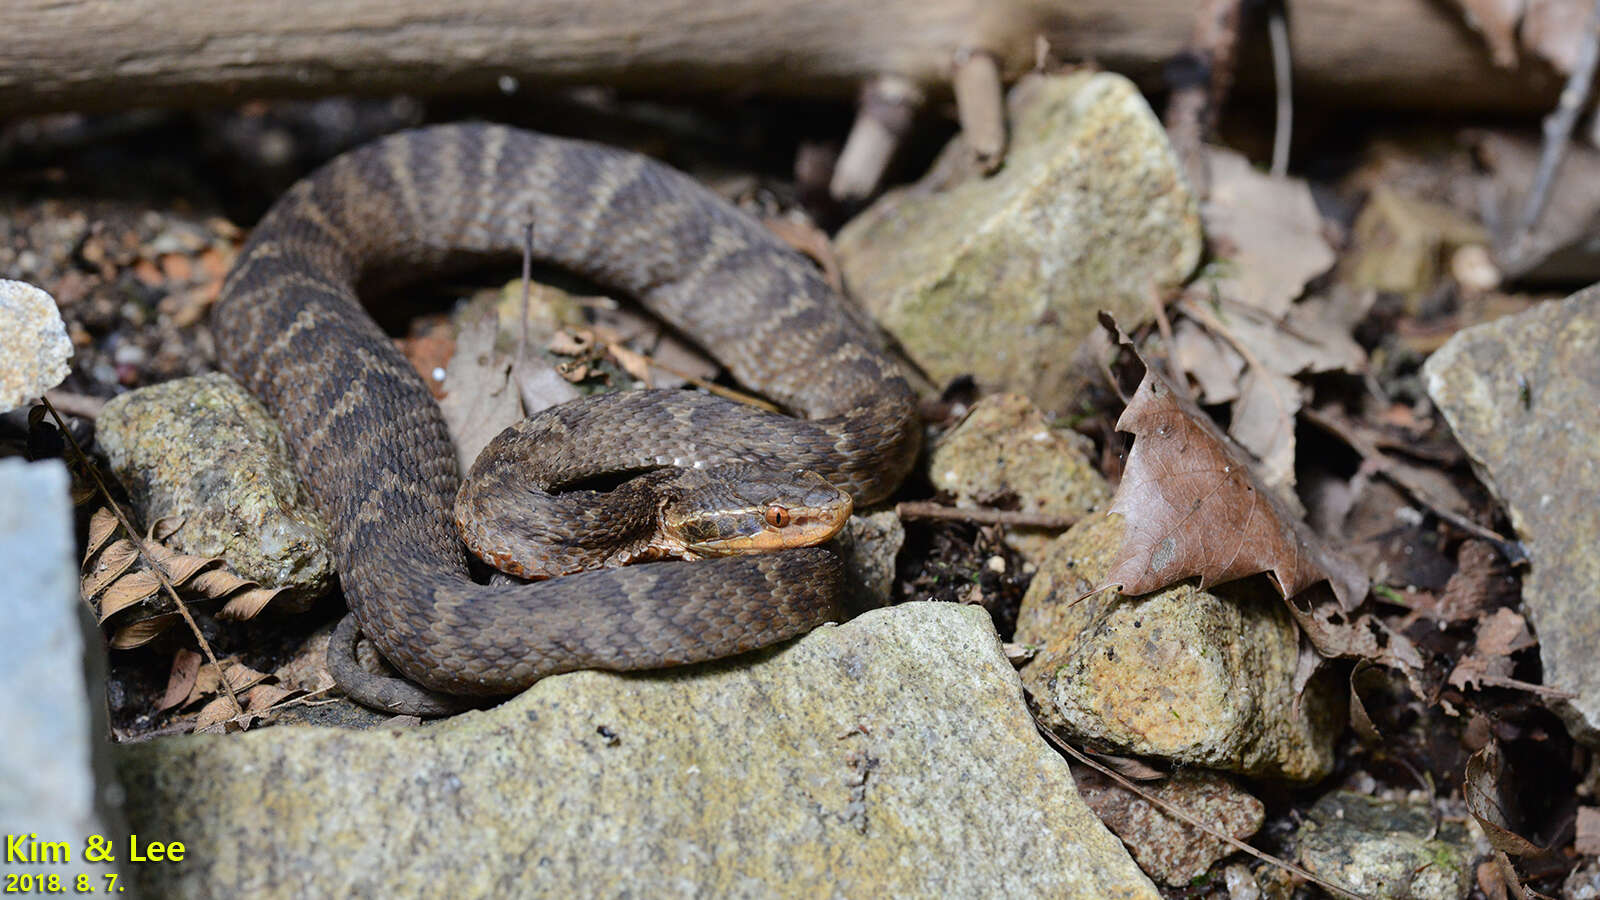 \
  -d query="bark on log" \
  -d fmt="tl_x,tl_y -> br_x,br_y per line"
0,0 -> 1561,117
